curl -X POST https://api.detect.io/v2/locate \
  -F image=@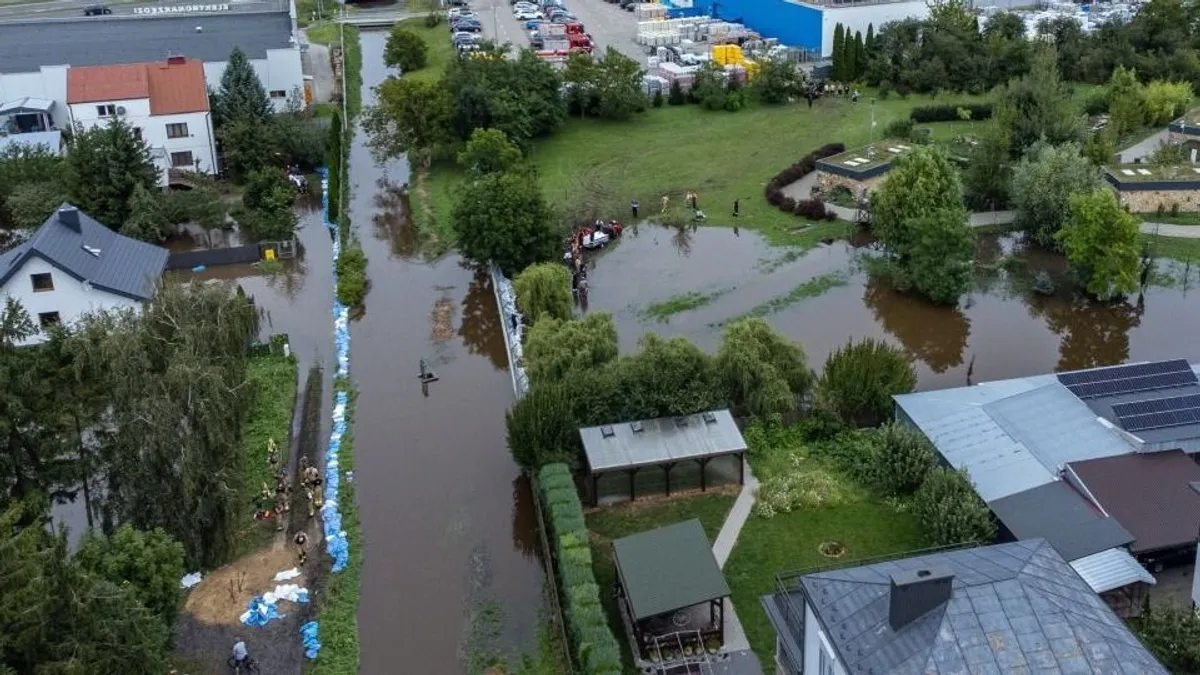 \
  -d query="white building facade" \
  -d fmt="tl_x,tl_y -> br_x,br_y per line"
66,59 -> 218,185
